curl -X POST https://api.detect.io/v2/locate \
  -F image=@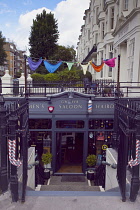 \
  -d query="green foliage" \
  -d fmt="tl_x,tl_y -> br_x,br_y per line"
31,73 -> 45,83
0,31 -> 7,65
85,71 -> 92,82
29,10 -> 59,59
44,73 -> 58,81
51,45 -> 76,61
41,152 -> 52,165
86,154 -> 97,167
31,68 -> 84,83
36,65 -> 47,74
14,70 -> 22,78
